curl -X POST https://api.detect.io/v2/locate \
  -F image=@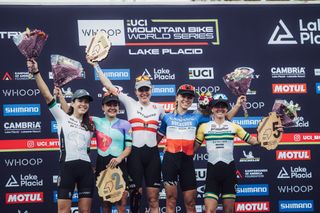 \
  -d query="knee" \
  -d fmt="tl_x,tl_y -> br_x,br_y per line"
224,207 -> 234,213
148,196 -> 159,208
185,198 -> 196,210
166,193 -> 177,206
